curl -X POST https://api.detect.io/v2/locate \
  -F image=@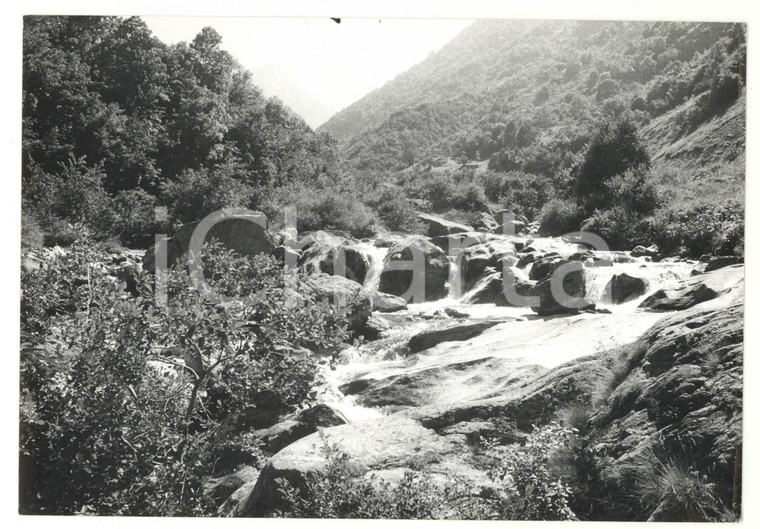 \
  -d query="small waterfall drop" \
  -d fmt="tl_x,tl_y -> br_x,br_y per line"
358,243 -> 388,295
584,258 -> 695,310
447,253 -> 463,300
